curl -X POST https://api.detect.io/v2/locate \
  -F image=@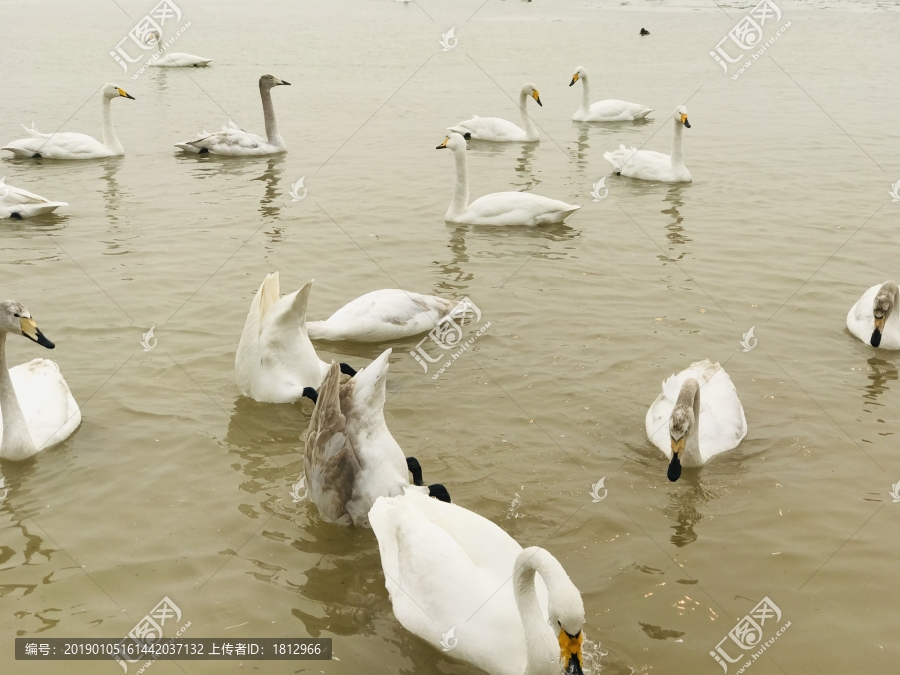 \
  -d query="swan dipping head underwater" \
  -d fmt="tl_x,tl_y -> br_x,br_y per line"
871,281 -> 898,347
0,301 -> 55,349
668,377 -> 700,482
